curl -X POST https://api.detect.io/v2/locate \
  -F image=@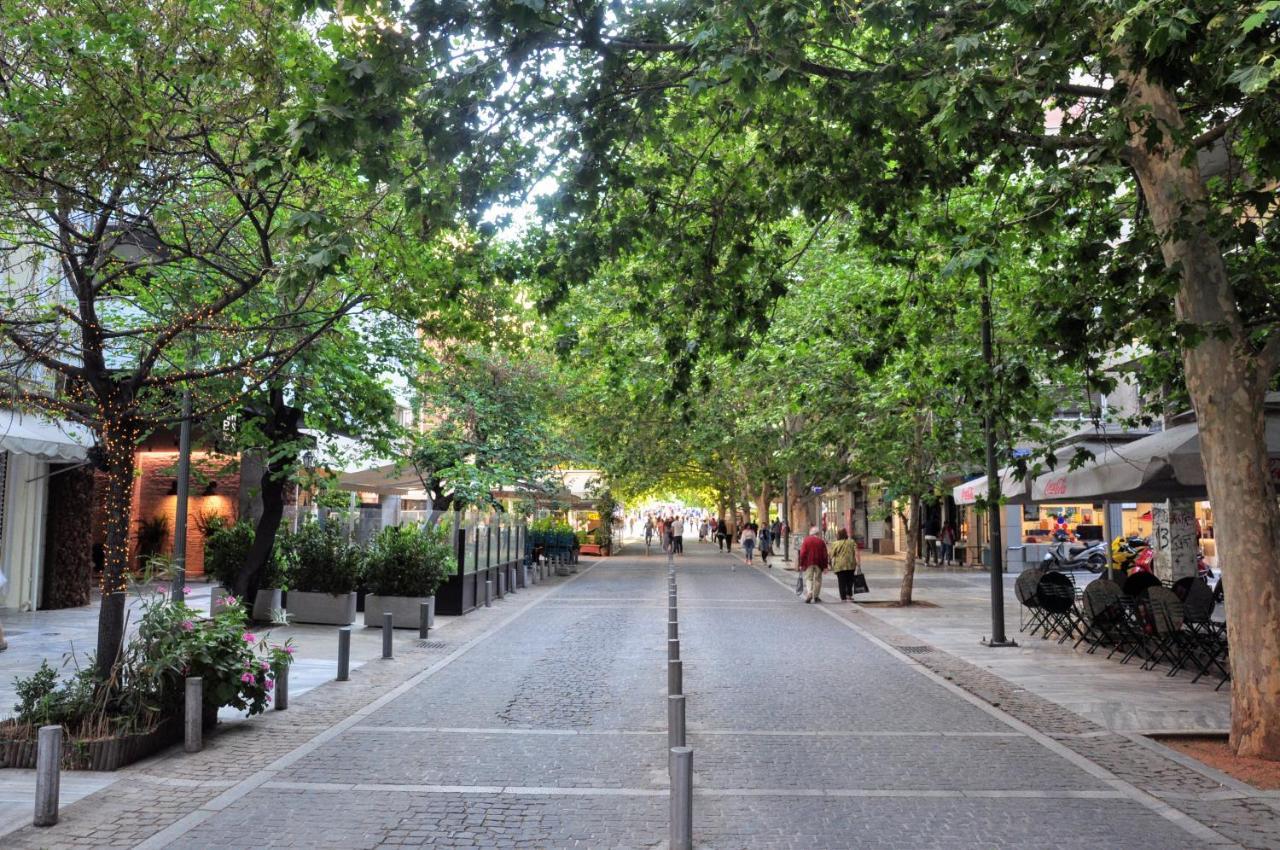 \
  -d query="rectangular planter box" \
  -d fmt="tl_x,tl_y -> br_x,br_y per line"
364,594 -> 435,629
579,544 -> 607,556
0,715 -> 185,771
288,590 -> 357,625
252,588 -> 283,622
